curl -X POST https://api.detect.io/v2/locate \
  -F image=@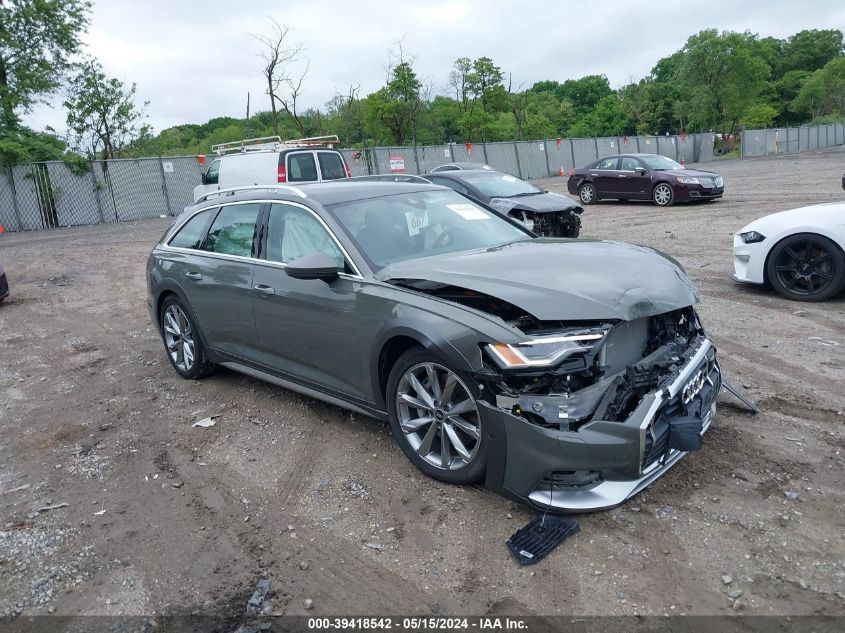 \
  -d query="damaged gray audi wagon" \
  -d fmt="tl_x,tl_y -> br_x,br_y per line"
147,181 -> 720,512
